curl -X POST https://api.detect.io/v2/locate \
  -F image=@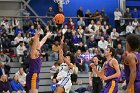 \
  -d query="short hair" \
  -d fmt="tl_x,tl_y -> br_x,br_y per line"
108,47 -> 116,57
126,34 -> 140,51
